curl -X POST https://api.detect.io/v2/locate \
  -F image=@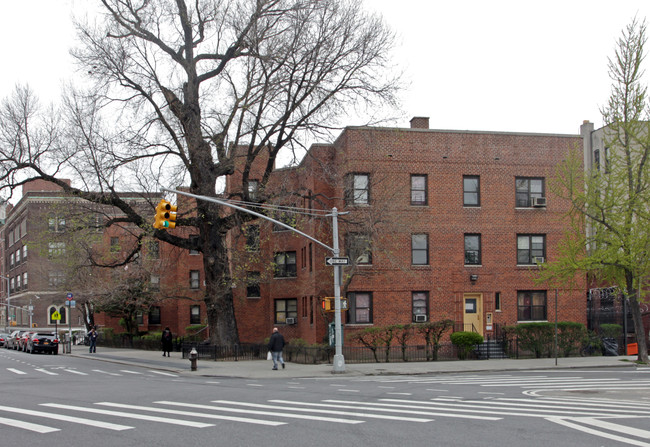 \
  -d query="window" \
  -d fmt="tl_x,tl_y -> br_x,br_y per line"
15,249 -> 20,265
9,278 -> 14,293
517,290 -> 547,321
411,175 -> 428,205
22,245 -> 27,260
149,306 -> 161,325
190,270 -> 200,289
190,305 -> 201,325
48,216 -> 66,232
9,253 -> 14,269
247,180 -> 259,200
48,271 -> 65,287
245,225 -> 260,252
15,275 -> 21,290
274,298 -> 297,324
48,242 -> 66,258
463,176 -> 480,206
148,240 -> 160,259
136,311 -> 144,325
8,230 -> 13,246
593,149 -> 600,170
22,272 -> 28,288
517,235 -> 545,265
189,234 -> 200,255
515,177 -> 544,207
412,291 -> 429,322
20,219 -> 27,238
274,251 -> 297,278
246,272 -> 261,298
347,292 -> 372,324
150,274 -> 160,290
347,173 -> 370,205
347,233 -> 372,265
411,234 -> 429,265
48,306 -> 67,325
495,292 -> 501,311
464,234 -> 481,265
